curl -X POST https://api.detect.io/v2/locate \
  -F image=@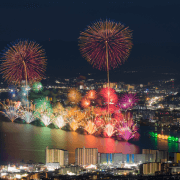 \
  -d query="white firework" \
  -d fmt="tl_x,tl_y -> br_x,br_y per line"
41,114 -> 52,127
54,115 -> 66,129
21,111 -> 35,124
